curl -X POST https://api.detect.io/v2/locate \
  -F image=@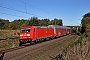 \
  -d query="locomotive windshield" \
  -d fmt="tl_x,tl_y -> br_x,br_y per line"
21,28 -> 30,32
